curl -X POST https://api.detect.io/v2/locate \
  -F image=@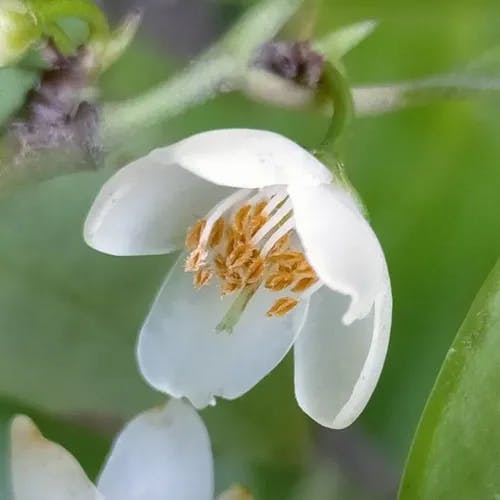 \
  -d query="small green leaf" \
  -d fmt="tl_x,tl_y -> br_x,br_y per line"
399,259 -> 500,499
314,19 -> 378,61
